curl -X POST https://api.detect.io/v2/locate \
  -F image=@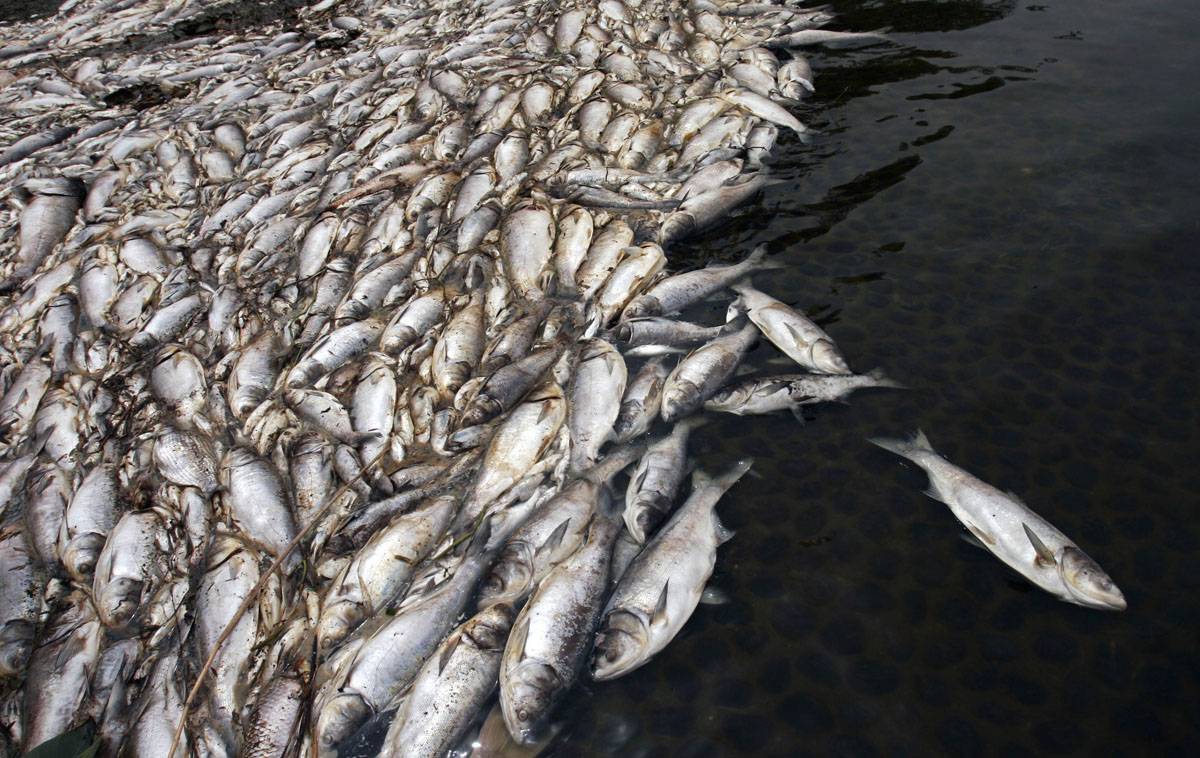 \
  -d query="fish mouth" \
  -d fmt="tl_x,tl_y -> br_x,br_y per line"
1065,579 -> 1128,611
